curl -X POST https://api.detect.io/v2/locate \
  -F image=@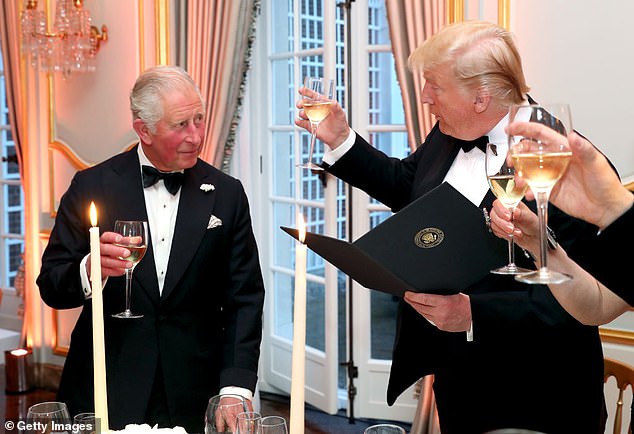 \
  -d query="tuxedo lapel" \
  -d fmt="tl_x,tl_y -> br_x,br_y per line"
104,148 -> 160,306
160,161 -> 217,301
